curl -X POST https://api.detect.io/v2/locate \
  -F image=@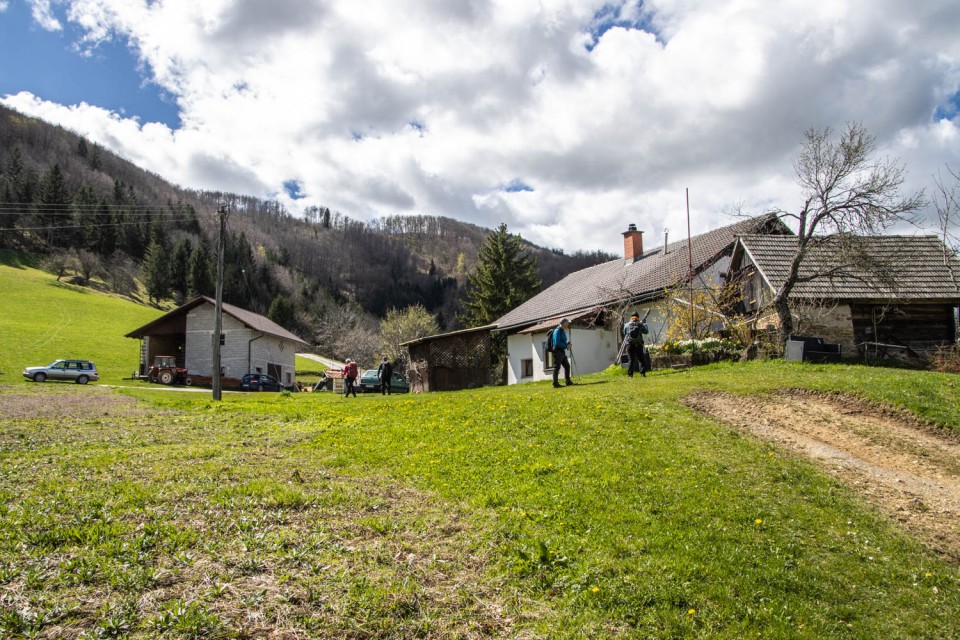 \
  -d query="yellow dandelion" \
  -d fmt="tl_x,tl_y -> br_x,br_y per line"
591,586 -> 600,593
925,572 -> 933,578
755,518 -> 763,525
688,609 -> 696,615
